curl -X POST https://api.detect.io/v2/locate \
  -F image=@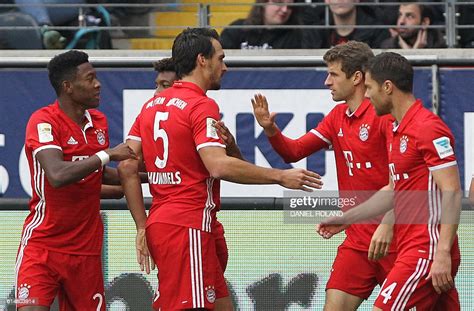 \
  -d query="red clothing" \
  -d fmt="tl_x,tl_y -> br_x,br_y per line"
269,99 -> 394,251
128,81 -> 225,232
389,100 -> 460,260
21,101 -> 108,255
146,223 -> 227,310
